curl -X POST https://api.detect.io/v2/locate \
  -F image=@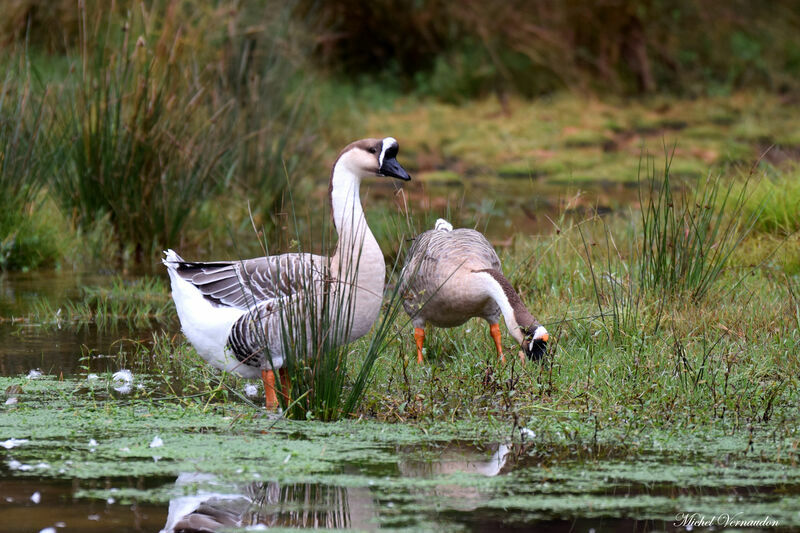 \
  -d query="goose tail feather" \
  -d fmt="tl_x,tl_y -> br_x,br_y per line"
162,249 -> 185,269
434,218 -> 453,231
